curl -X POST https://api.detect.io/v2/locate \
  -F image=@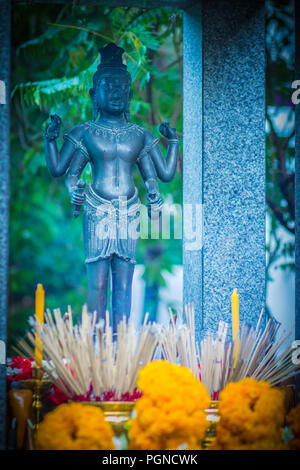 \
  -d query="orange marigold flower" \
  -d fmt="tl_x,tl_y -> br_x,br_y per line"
286,401 -> 300,437
36,402 -> 115,450
286,400 -> 300,449
212,378 -> 285,450
129,360 -> 210,450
